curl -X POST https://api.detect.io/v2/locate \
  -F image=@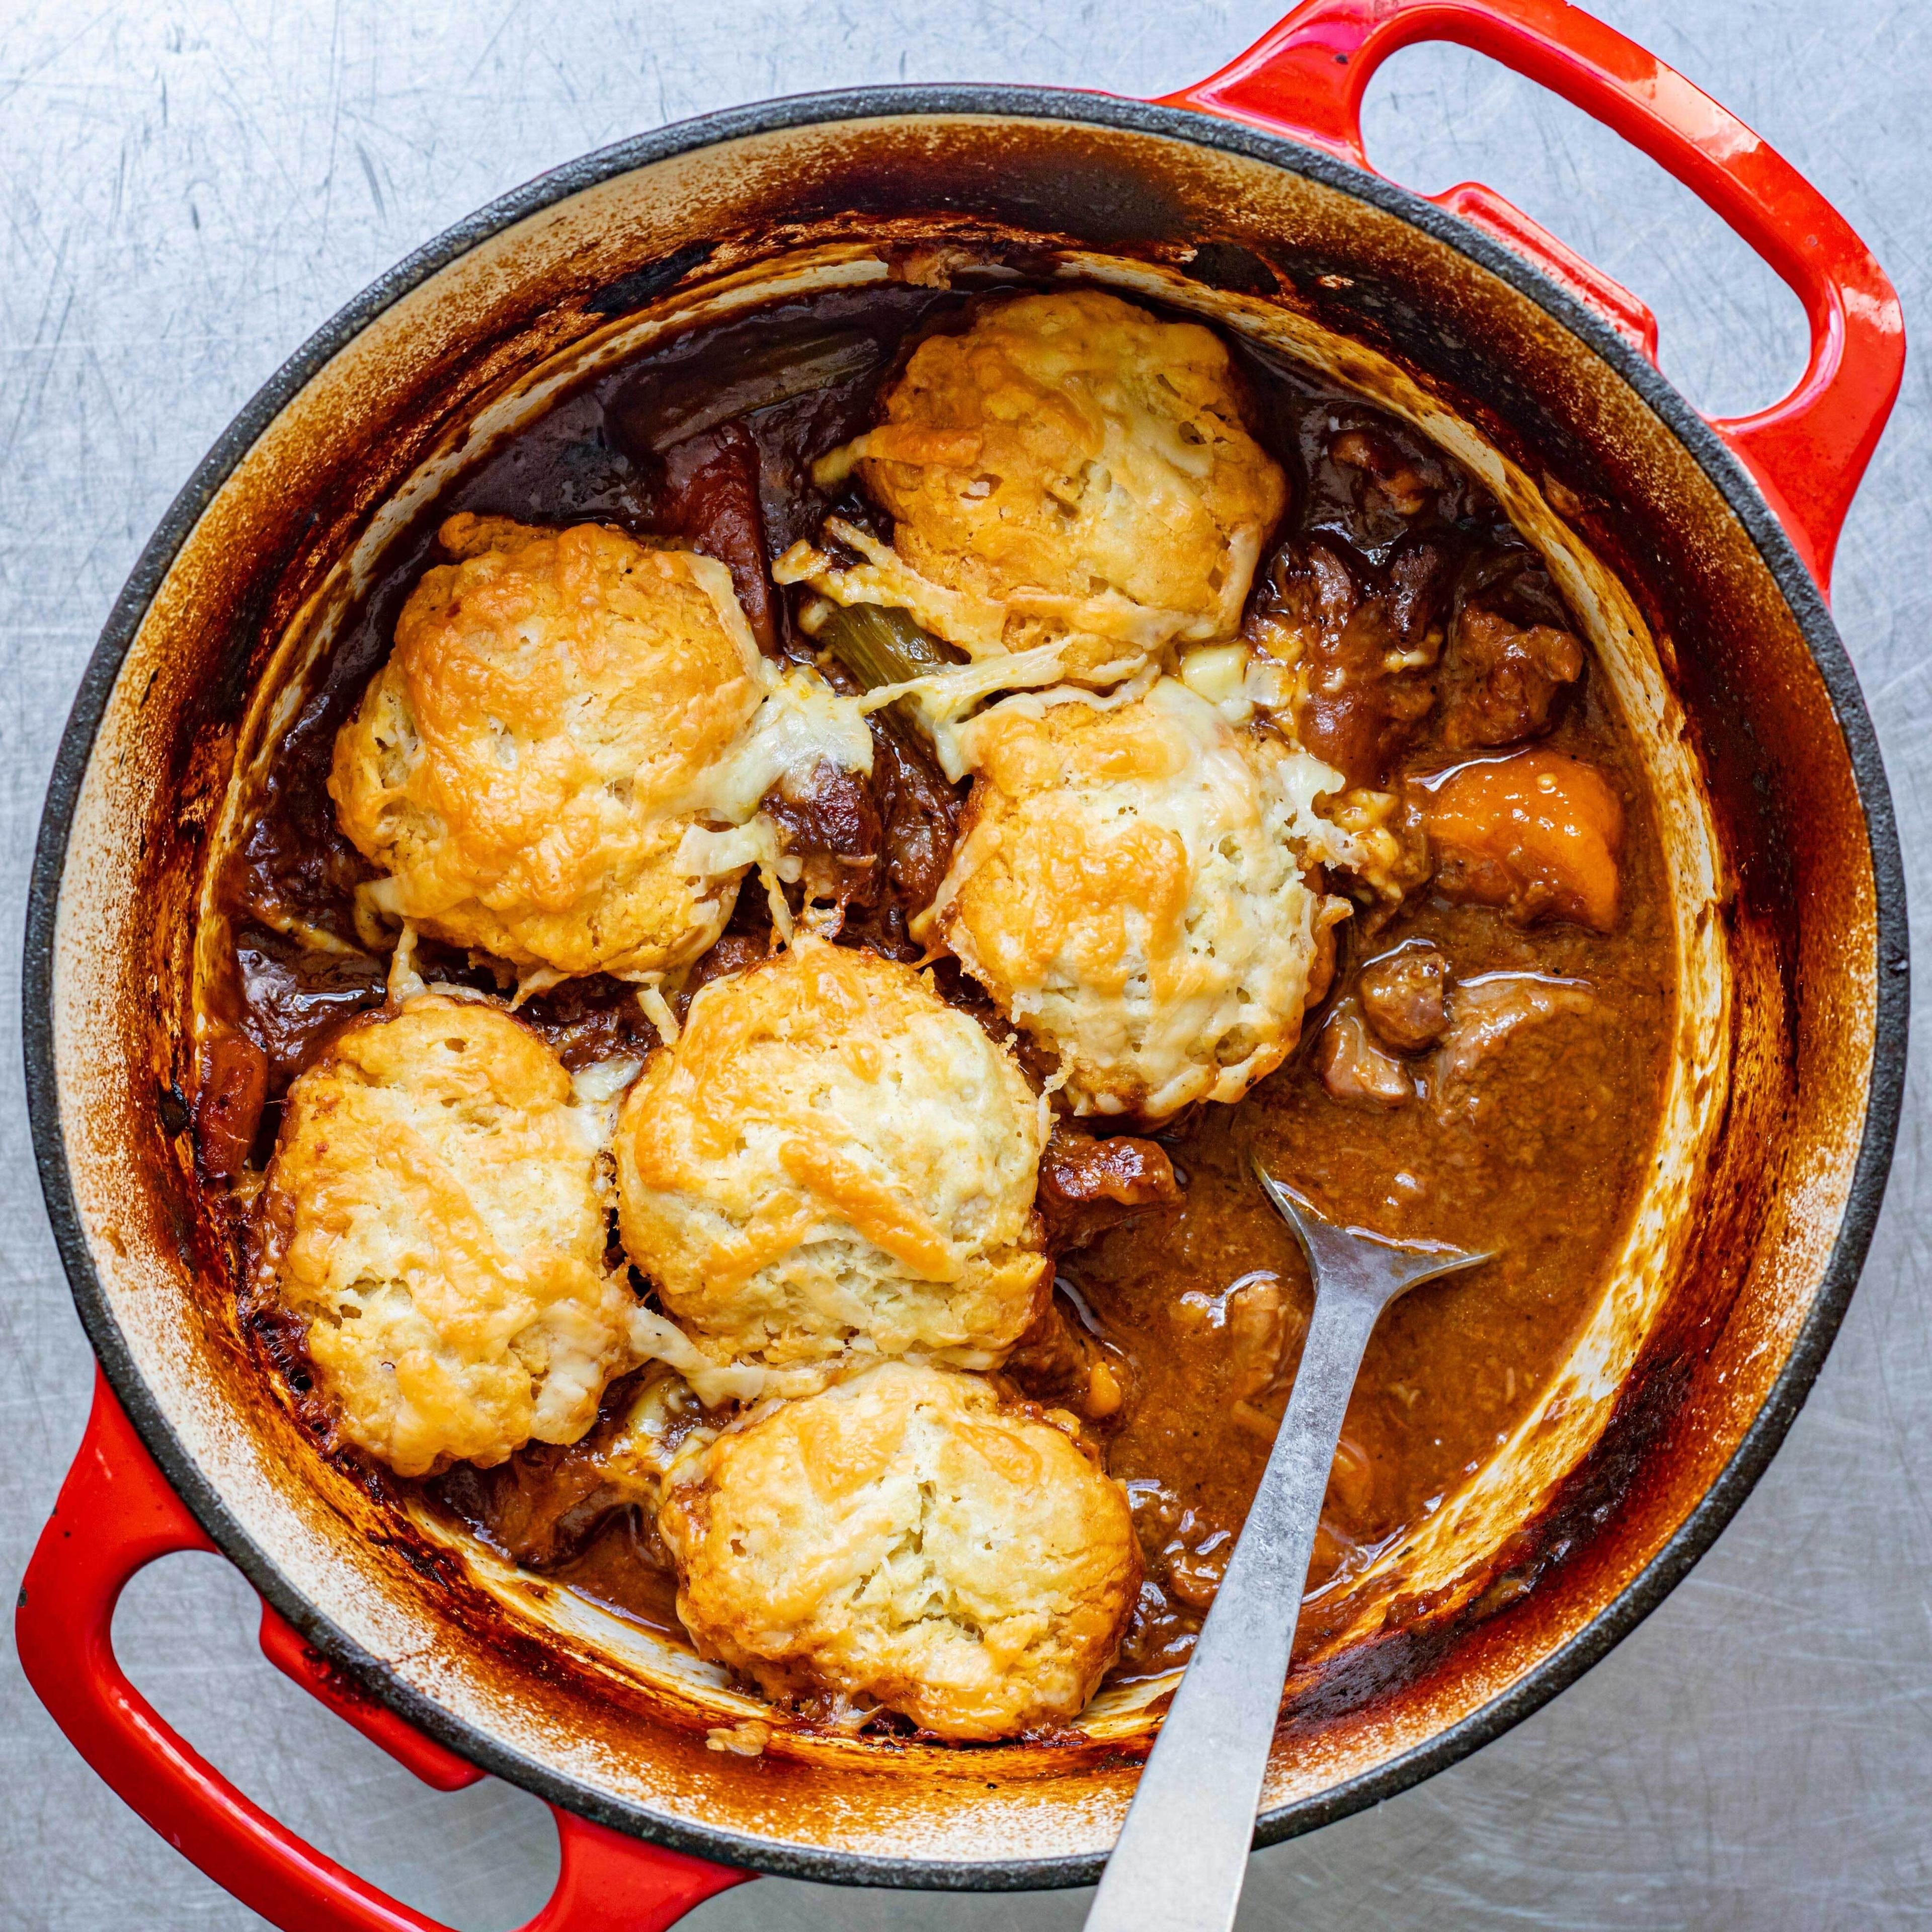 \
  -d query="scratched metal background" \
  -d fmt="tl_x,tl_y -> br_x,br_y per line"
1,2 -> 1925,1926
